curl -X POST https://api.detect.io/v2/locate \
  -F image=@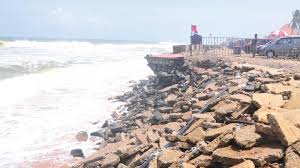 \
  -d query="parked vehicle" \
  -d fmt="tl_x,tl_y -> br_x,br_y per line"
261,36 -> 300,58
257,40 -> 273,55
244,39 -> 272,54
